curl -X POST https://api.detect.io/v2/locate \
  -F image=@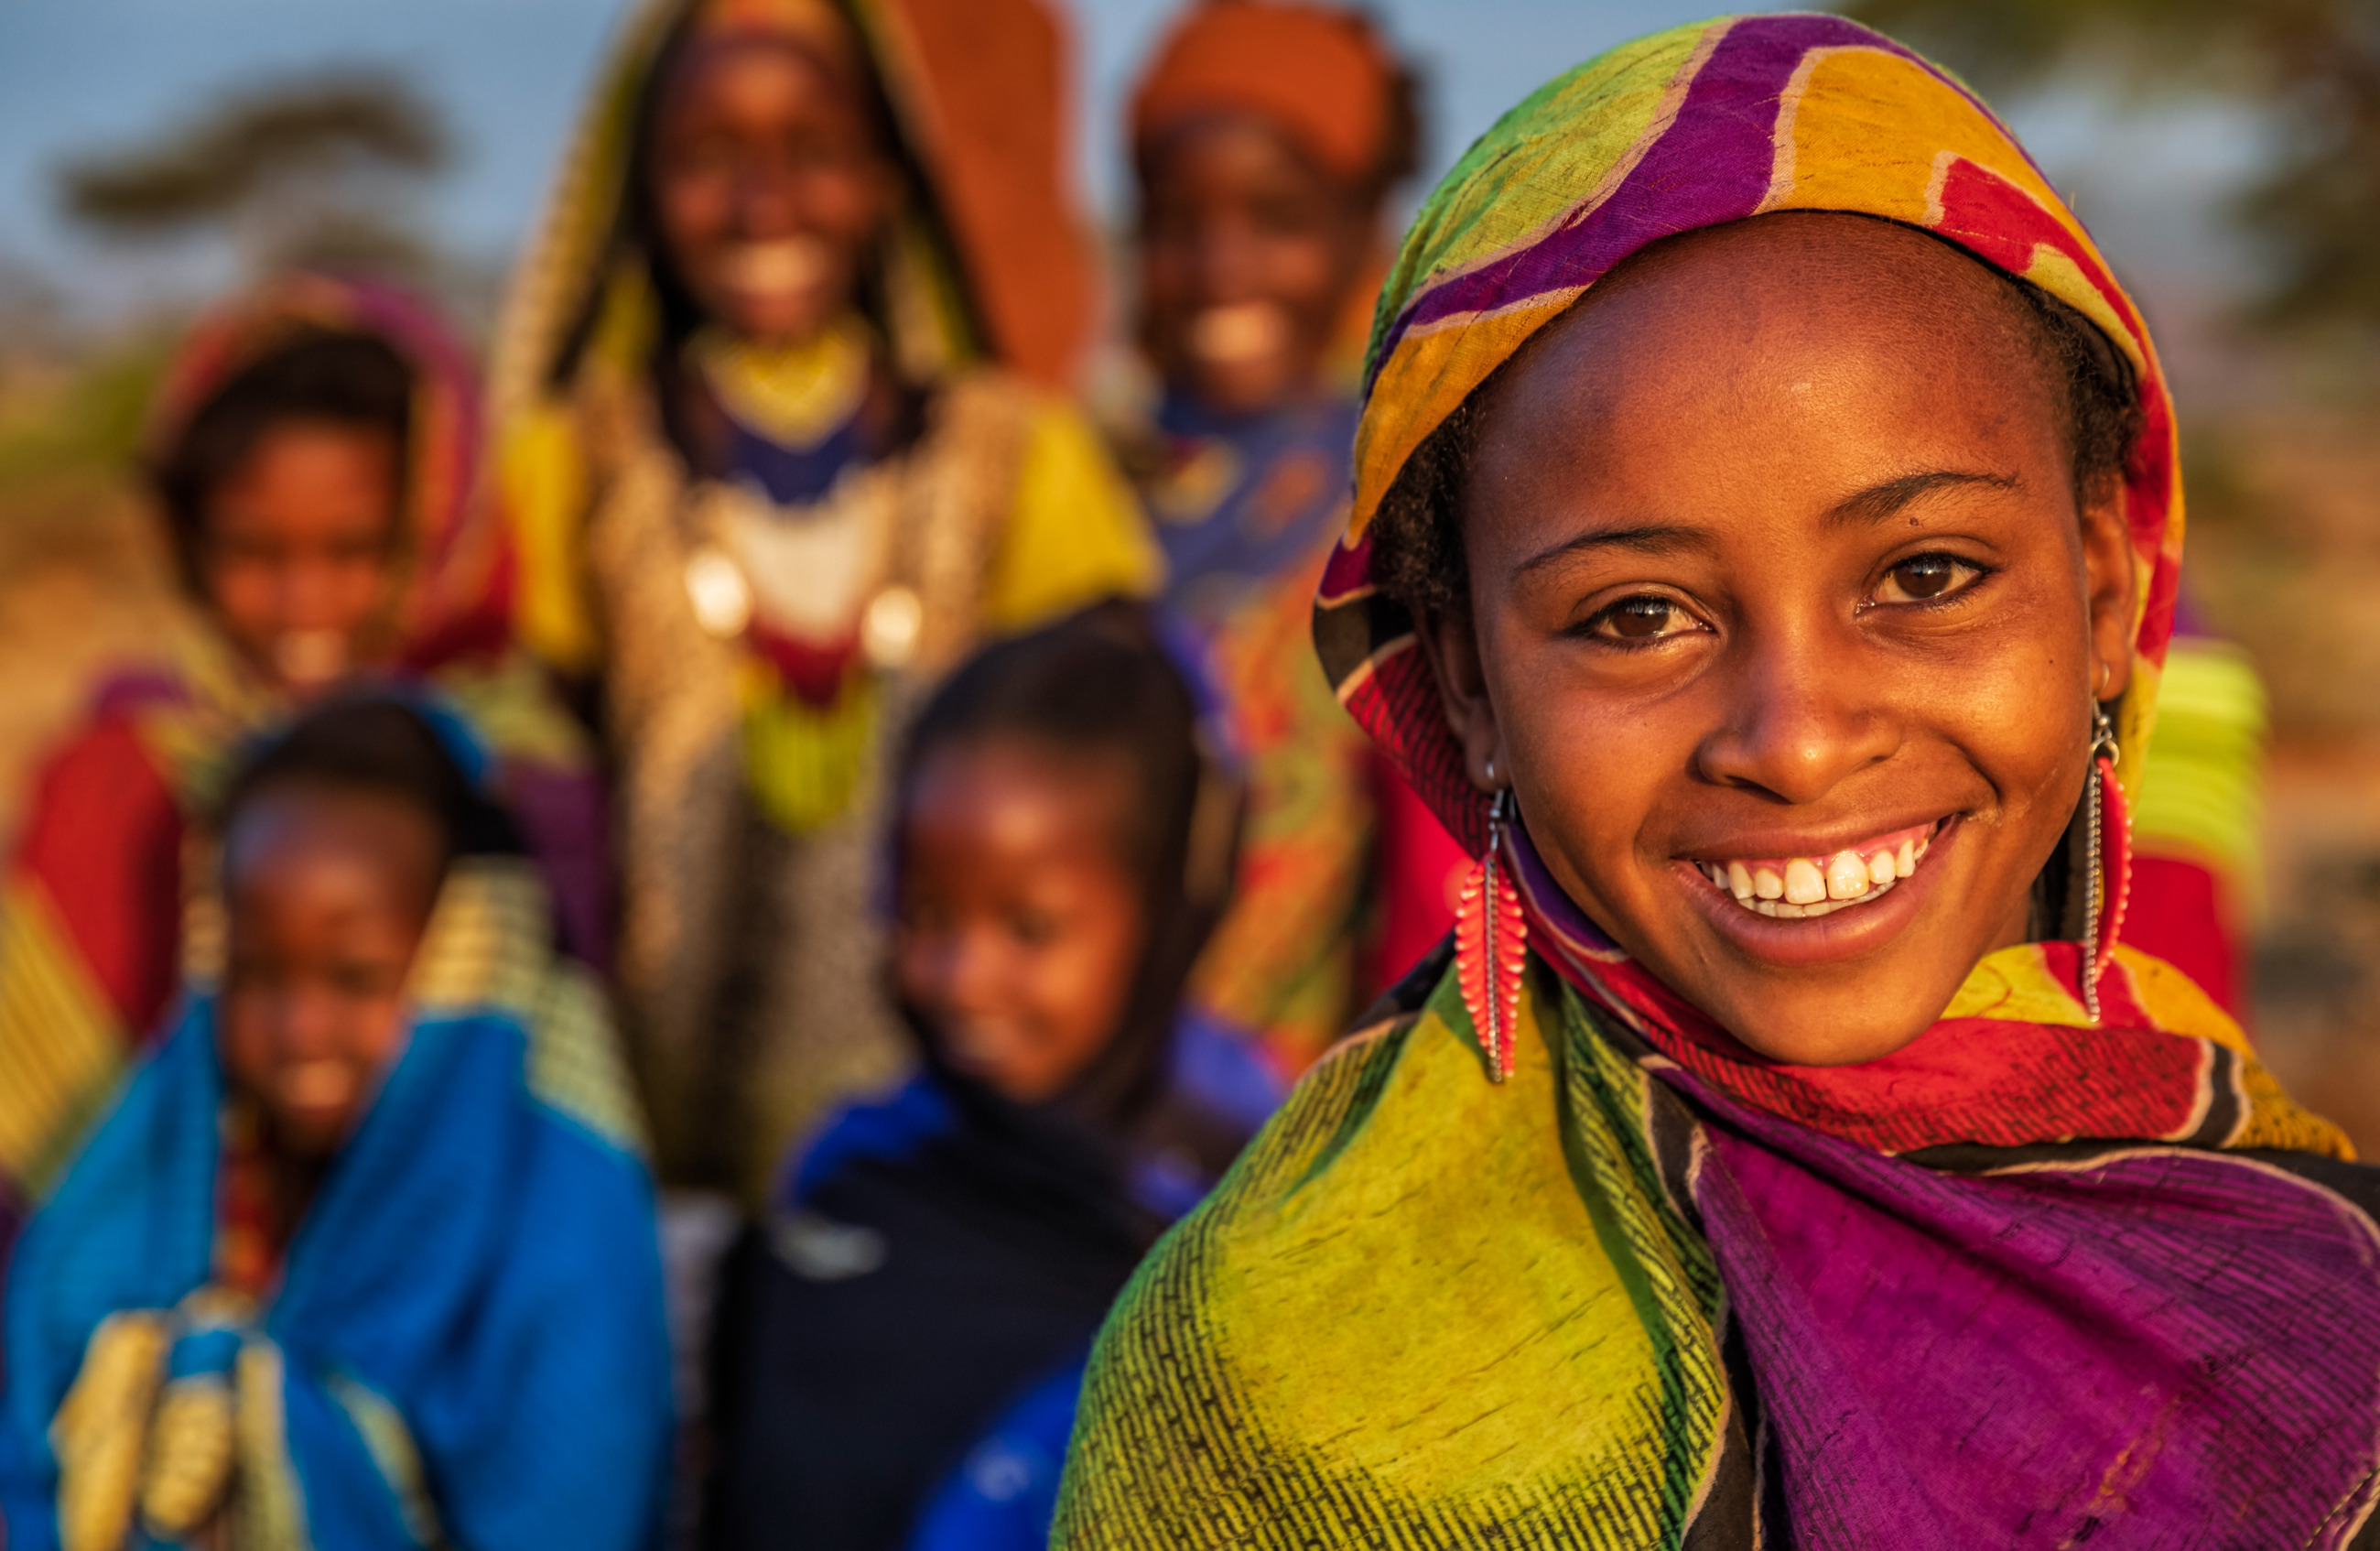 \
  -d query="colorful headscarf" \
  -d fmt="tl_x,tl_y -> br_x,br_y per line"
147,272 -> 507,669
1129,0 -> 1402,186
1059,17 -> 2380,1543
488,0 -> 1095,424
